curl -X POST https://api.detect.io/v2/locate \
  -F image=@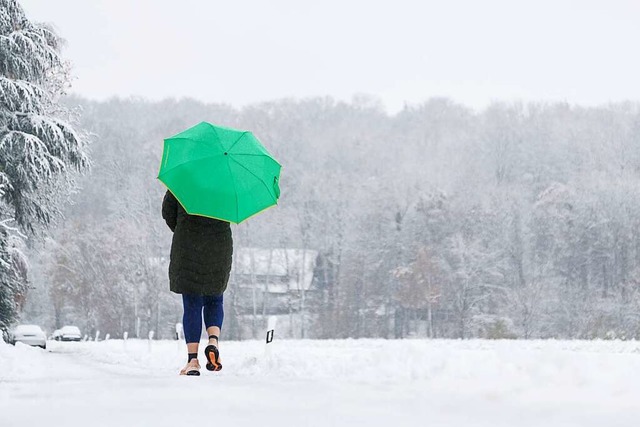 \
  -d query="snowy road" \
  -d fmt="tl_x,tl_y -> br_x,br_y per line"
2,339 -> 640,426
